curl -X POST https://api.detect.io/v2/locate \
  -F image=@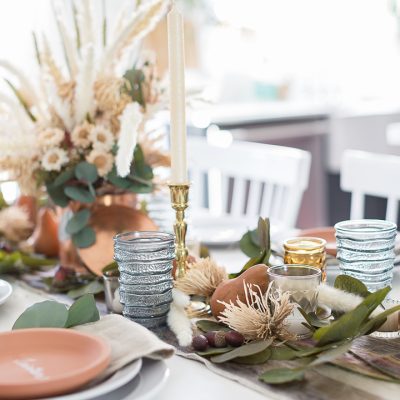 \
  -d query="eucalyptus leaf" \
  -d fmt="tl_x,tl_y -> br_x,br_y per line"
313,305 -> 369,346
66,209 -> 91,235
67,280 -> 104,299
65,294 -> 100,328
72,226 -> 96,249
13,301 -> 68,330
298,308 -> 331,328
334,275 -> 370,297
259,368 -> 305,384
64,186 -> 95,203
47,183 -> 69,207
309,341 -> 353,366
196,320 -> 231,333
107,168 -> 132,189
359,304 -> 400,336
234,347 -> 272,365
53,168 -> 75,187
269,346 -> 301,361
211,339 -> 273,364
197,347 -> 233,357
75,162 -> 98,184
